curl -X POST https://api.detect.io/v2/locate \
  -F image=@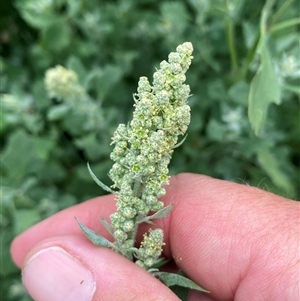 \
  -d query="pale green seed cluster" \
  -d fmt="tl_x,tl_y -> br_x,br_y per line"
108,42 -> 193,265
135,229 -> 165,269
45,65 -> 83,100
